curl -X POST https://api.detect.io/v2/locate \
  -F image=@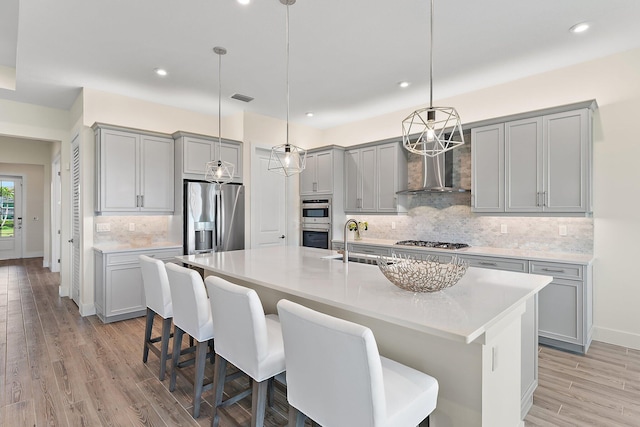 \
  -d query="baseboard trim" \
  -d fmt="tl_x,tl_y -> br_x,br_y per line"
80,303 -> 96,317
58,285 -> 70,297
593,326 -> 640,351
